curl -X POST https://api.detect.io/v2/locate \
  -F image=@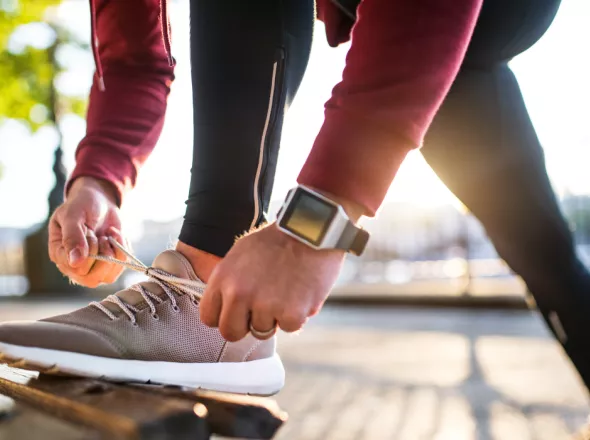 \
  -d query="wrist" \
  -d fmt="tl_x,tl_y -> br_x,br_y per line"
306,187 -> 365,223
270,222 -> 345,255
68,177 -> 119,206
